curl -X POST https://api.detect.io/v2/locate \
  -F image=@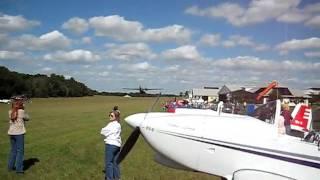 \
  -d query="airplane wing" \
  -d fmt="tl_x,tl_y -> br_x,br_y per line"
123,88 -> 140,90
144,88 -> 163,90
231,169 -> 295,180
